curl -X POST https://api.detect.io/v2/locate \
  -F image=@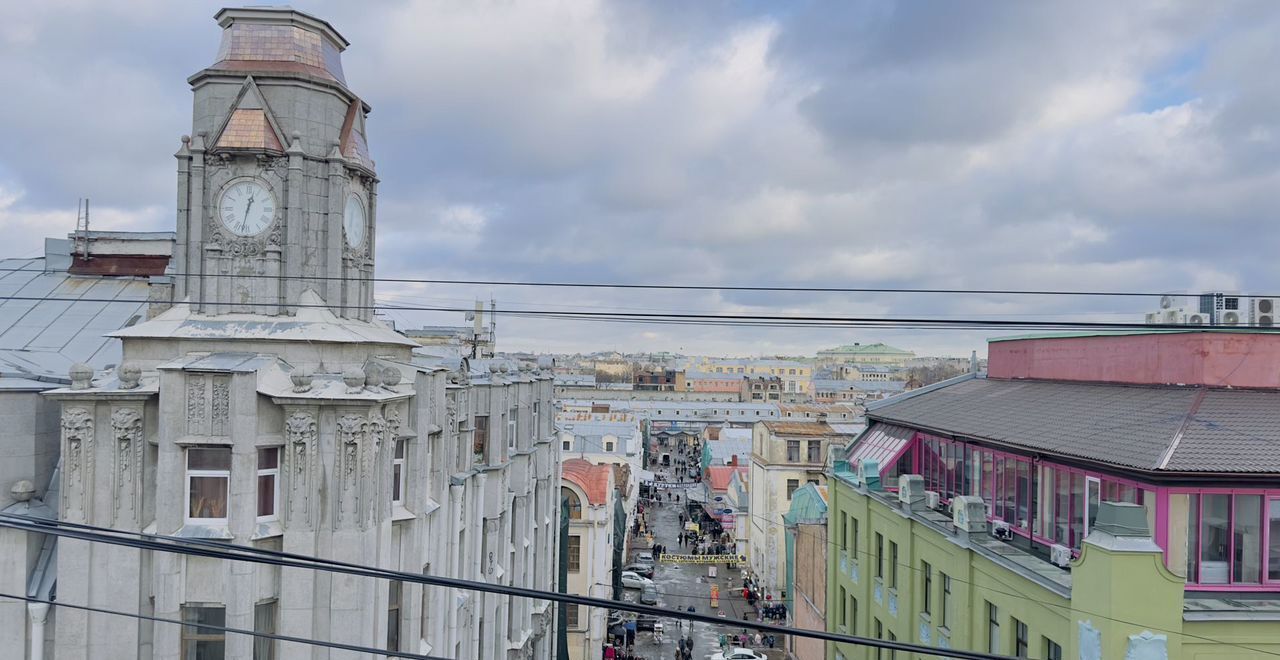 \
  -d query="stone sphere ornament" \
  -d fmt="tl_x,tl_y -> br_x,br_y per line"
117,362 -> 142,390
382,366 -> 402,388
69,363 -> 94,390
343,367 -> 365,393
